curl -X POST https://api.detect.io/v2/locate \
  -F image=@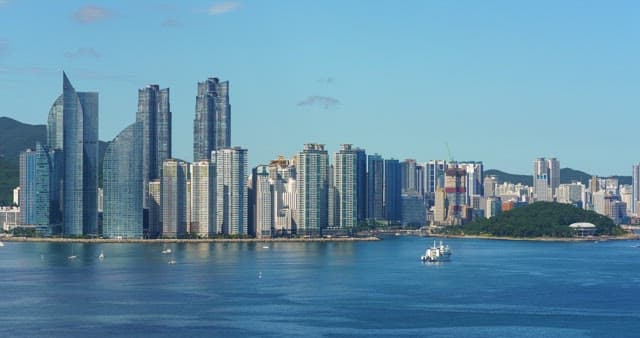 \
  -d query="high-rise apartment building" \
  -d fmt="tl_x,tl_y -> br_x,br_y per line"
458,161 -> 484,203
252,165 -> 273,238
148,180 -> 161,238
355,148 -> 367,222
533,157 -> 560,201
58,73 -> 99,236
367,154 -> 384,220
137,85 -> 171,213
633,164 -> 640,214
194,77 -> 230,161
102,122 -> 143,239
190,161 -> 216,237
444,165 -> 468,224
426,160 -> 447,204
161,159 -> 188,238
334,144 -> 358,228
400,159 -> 417,193
384,159 -> 401,223
19,144 -> 51,228
296,143 -> 329,236
213,147 -> 248,235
